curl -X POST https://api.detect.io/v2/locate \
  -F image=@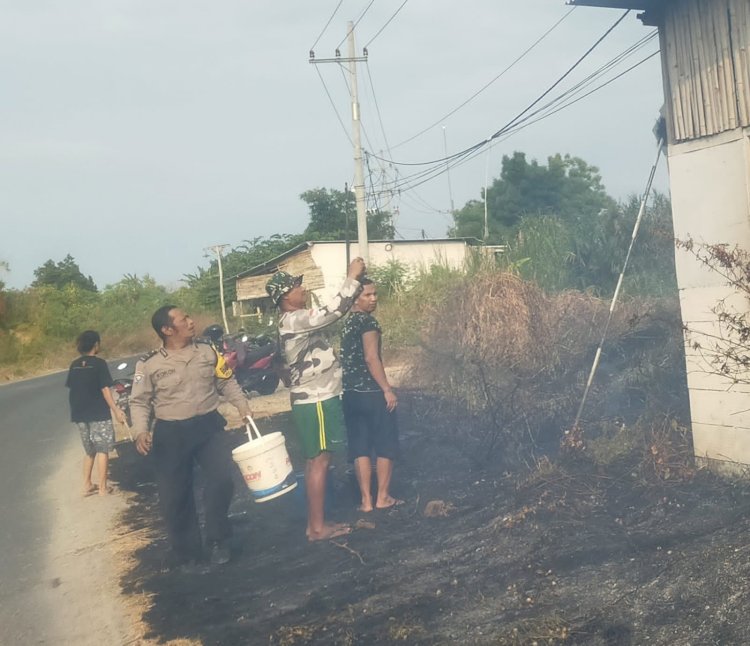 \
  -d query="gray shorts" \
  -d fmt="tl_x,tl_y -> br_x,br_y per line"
76,419 -> 115,456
